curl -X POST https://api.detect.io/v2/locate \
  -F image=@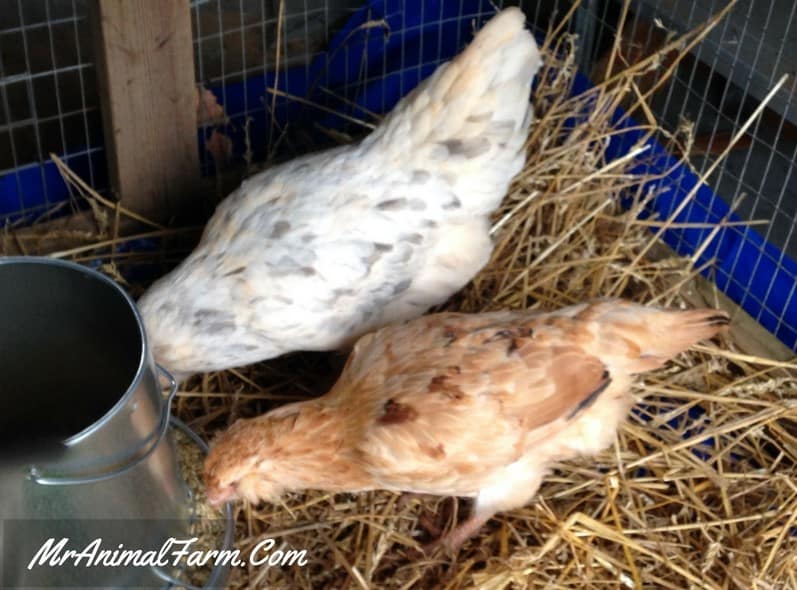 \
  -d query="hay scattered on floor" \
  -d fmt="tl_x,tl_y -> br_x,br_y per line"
173,427 -> 230,588
3,2 -> 796,588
